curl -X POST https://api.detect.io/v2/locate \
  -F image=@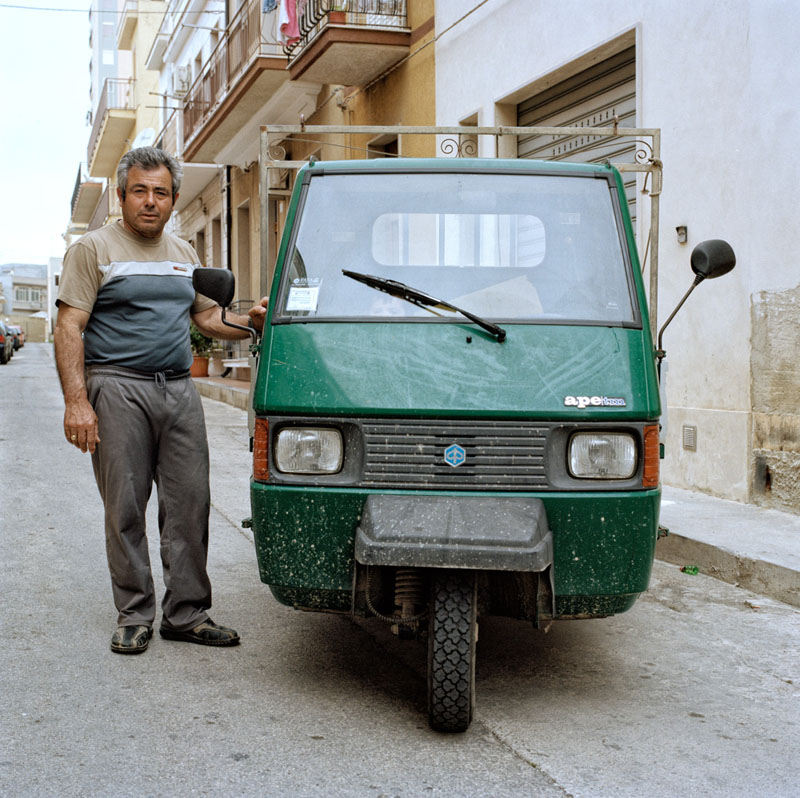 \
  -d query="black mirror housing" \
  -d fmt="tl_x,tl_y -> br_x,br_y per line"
690,239 -> 736,281
192,267 -> 235,308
